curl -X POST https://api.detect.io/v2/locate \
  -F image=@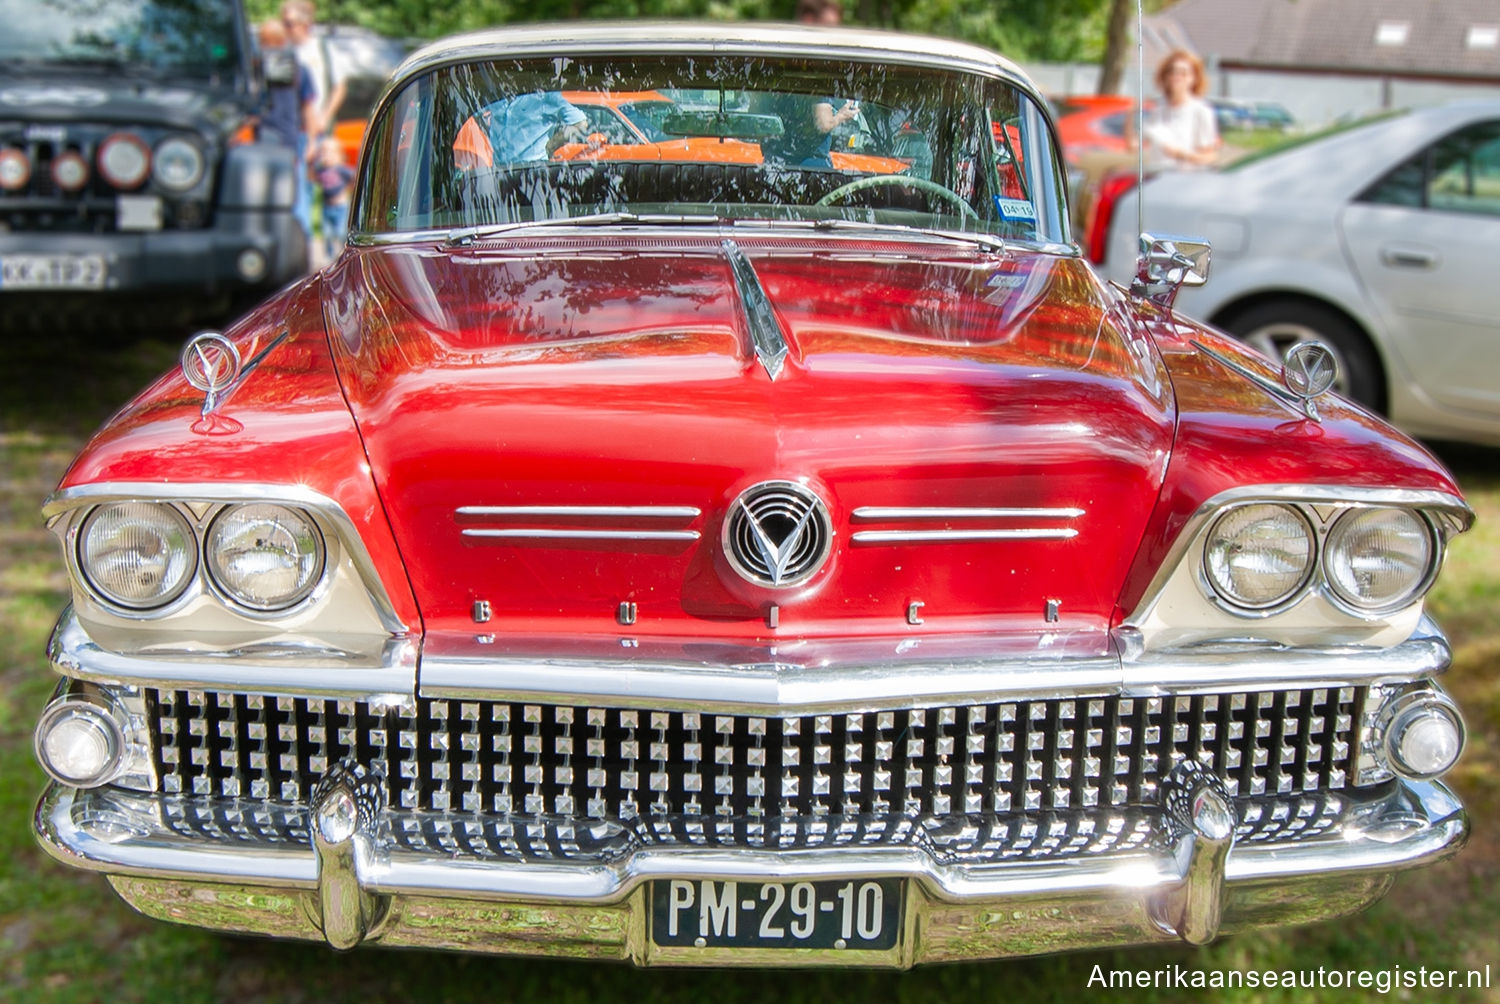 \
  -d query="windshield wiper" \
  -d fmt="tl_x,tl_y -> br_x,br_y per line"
445,212 -> 724,247
806,217 -> 1007,252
